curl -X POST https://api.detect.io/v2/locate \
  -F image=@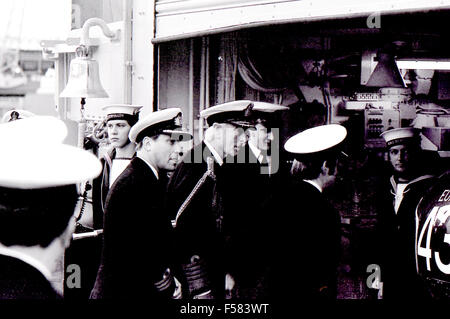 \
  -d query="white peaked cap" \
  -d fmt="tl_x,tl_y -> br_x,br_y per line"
284,124 -> 347,154
1,109 -> 35,123
252,102 -> 289,112
0,116 -> 101,189
129,107 -> 192,143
